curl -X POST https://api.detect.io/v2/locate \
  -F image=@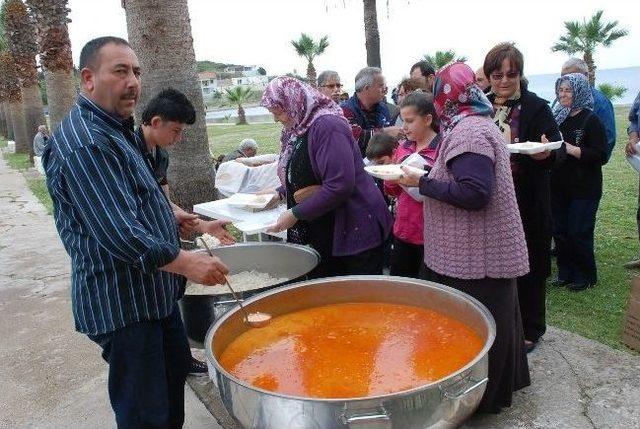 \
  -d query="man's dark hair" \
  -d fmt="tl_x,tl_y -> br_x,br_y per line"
141,88 -> 196,125
79,36 -> 131,70
410,61 -> 436,78
366,133 -> 397,160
